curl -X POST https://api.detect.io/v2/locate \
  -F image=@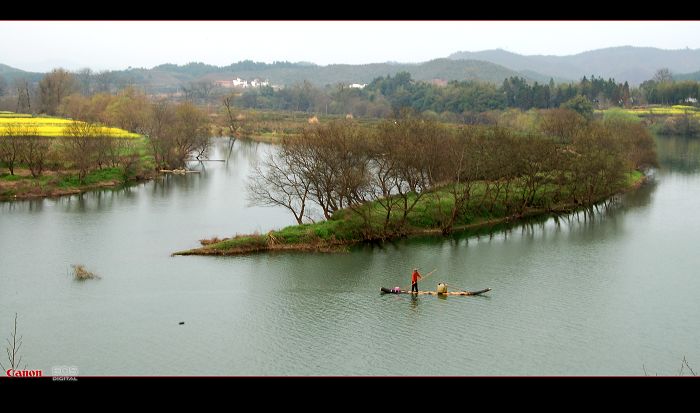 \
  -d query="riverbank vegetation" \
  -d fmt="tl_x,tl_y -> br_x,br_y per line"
594,105 -> 700,137
1,70 -> 212,200
177,110 -> 657,256
3,64 -> 686,203
216,69 -> 700,138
